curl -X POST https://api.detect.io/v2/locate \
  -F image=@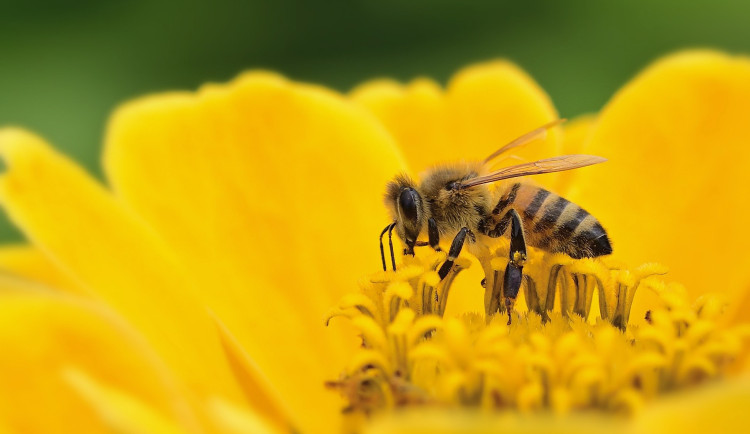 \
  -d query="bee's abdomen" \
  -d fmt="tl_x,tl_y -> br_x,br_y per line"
488,183 -> 612,259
